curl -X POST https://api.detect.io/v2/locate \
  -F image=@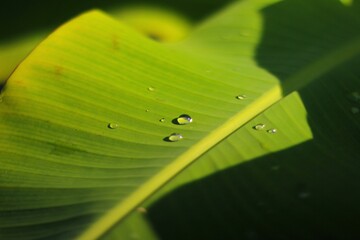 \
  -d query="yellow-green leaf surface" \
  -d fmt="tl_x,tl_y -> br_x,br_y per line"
0,5 -> 193,85
1,0 -> 360,239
